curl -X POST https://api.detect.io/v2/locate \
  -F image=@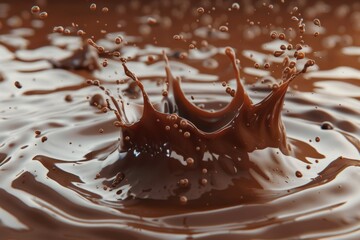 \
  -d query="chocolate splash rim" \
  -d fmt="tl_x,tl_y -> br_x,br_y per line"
97,47 -> 316,205
107,47 -> 314,153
